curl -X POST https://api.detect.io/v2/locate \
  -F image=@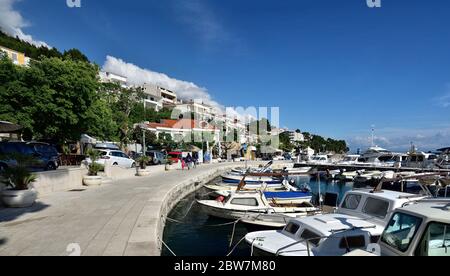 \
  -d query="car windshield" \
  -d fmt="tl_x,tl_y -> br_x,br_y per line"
381,212 -> 422,253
